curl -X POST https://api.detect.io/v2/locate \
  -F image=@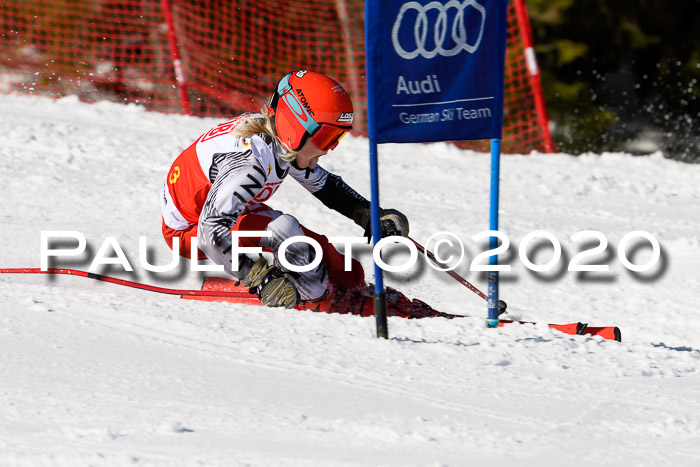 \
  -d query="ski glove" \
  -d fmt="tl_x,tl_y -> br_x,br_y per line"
257,275 -> 299,308
353,202 -> 410,241
238,255 -> 275,288
238,256 -> 300,308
